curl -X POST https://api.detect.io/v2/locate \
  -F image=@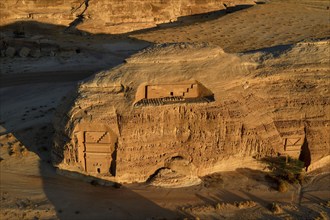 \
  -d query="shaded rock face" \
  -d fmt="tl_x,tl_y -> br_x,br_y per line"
53,42 -> 330,185
1,0 -> 255,33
